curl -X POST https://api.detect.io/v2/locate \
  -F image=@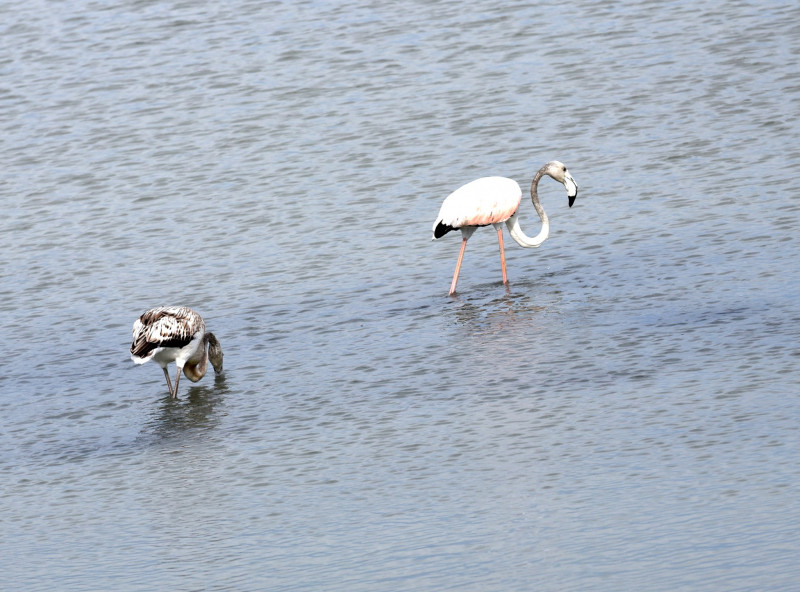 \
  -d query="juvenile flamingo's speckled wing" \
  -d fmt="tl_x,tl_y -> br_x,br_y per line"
432,176 -> 522,237
130,306 -> 205,362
